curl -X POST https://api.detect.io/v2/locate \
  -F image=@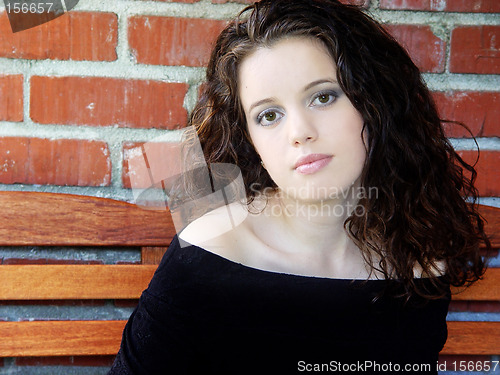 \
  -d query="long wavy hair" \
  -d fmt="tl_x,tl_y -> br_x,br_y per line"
187,0 -> 490,300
